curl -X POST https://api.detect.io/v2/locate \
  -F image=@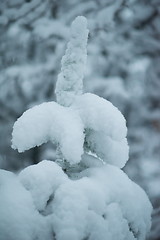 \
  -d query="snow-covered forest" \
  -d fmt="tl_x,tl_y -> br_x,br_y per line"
0,0 -> 159,239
